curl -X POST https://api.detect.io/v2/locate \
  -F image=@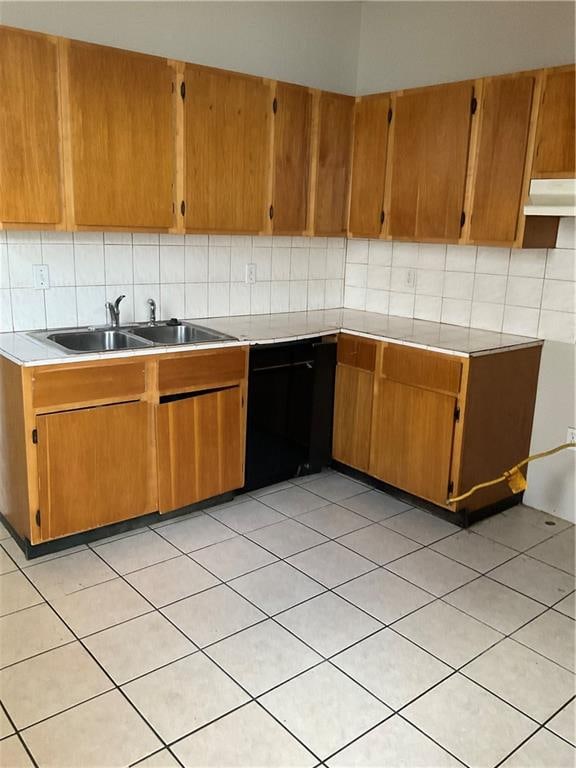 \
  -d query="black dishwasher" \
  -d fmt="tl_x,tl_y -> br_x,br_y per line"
243,338 -> 337,492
